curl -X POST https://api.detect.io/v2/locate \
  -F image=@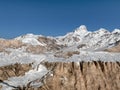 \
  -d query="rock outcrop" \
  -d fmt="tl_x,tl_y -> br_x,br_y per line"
0,63 -> 32,81
18,61 -> 120,90
0,40 -> 25,49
